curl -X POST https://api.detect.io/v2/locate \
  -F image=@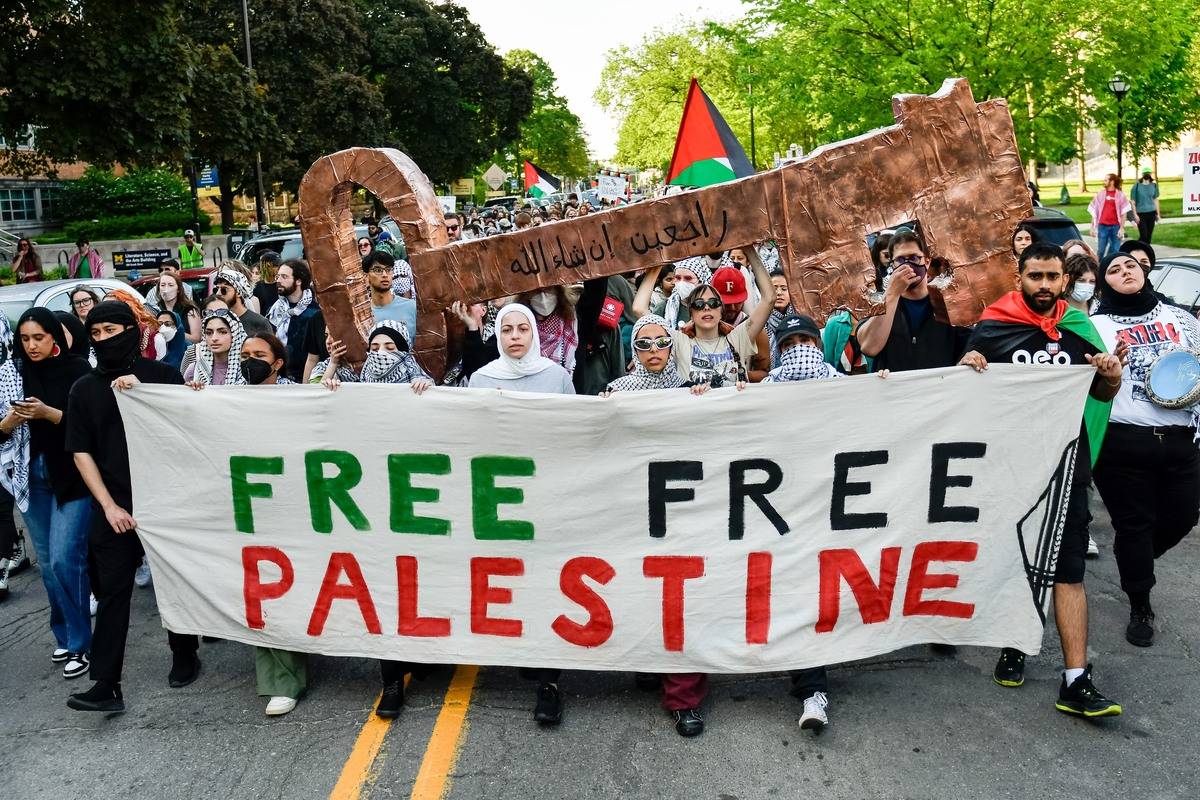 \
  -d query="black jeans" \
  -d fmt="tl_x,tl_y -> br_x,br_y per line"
1093,423 -> 1200,596
789,666 -> 828,701
0,484 -> 17,558
1137,212 -> 1157,243
87,508 -> 197,686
